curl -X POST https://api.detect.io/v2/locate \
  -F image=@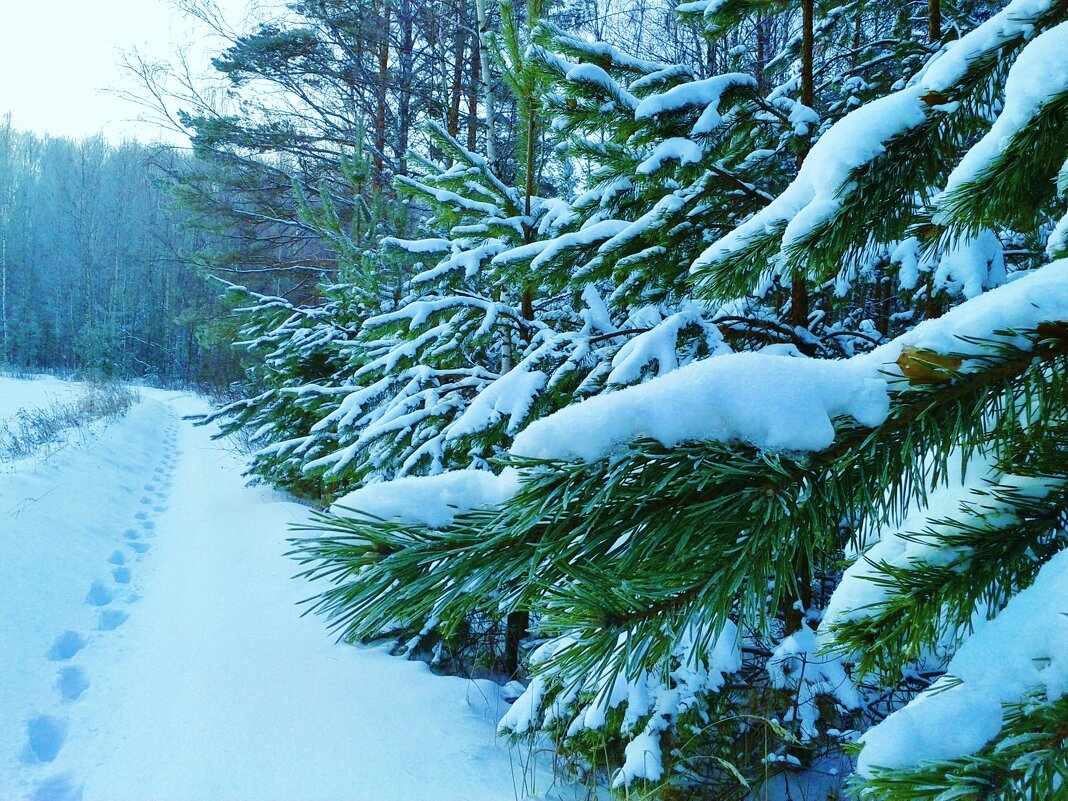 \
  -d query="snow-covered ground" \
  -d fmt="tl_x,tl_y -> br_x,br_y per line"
0,377 -> 557,801
0,375 -> 79,422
